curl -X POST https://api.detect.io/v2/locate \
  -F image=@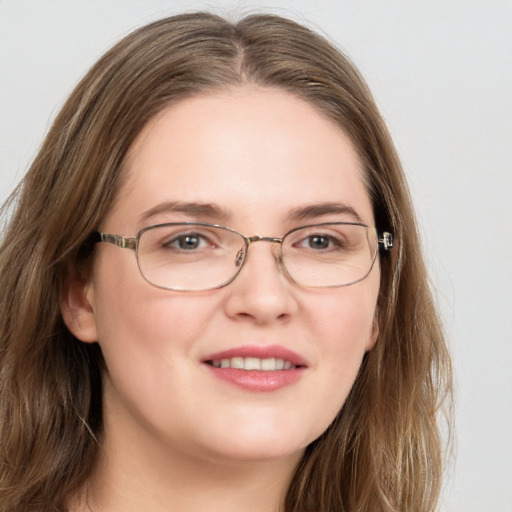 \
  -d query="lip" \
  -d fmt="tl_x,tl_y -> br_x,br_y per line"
203,344 -> 307,366
202,344 -> 307,392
